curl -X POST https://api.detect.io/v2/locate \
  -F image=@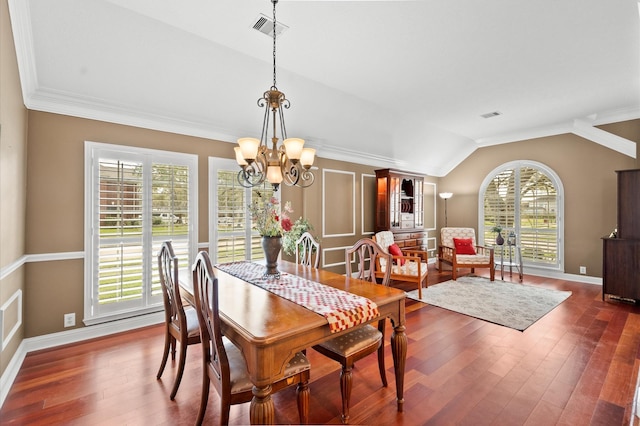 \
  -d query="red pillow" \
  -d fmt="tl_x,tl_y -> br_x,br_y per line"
388,243 -> 405,266
453,238 -> 476,255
